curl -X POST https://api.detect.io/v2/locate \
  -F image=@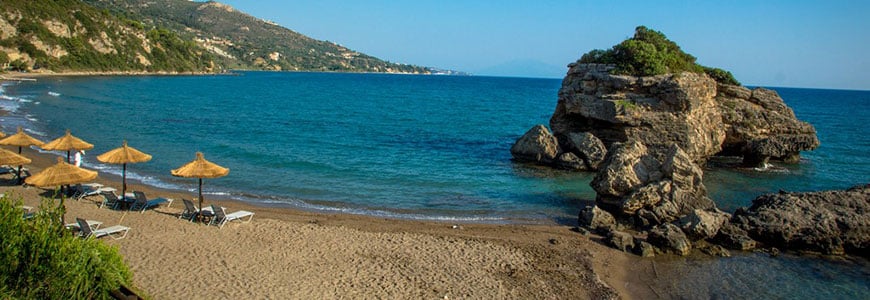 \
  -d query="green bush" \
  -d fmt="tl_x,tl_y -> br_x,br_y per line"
579,26 -> 740,85
8,59 -> 28,71
0,194 -> 133,299
703,66 -> 741,86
